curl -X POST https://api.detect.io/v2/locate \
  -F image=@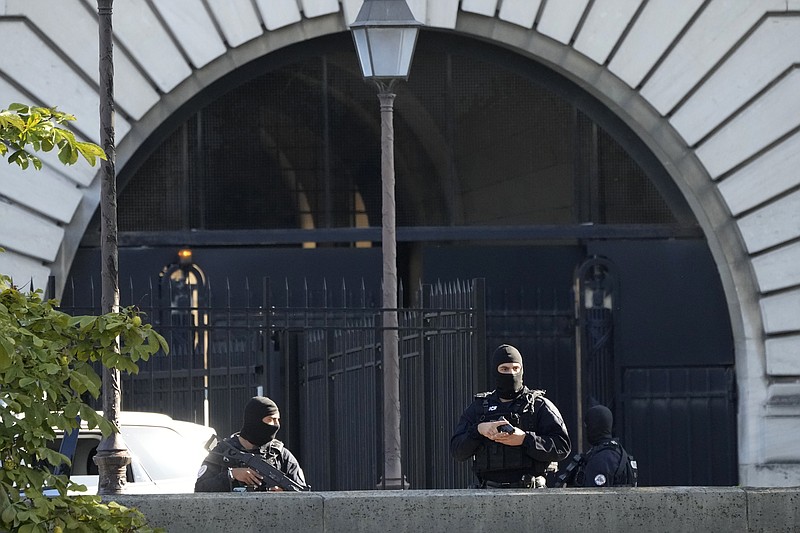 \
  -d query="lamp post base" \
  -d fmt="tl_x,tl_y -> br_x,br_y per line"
377,475 -> 411,490
93,432 -> 131,495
